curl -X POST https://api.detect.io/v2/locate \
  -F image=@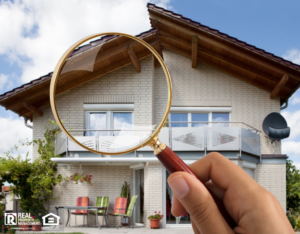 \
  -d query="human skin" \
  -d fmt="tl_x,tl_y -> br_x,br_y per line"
167,152 -> 294,234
